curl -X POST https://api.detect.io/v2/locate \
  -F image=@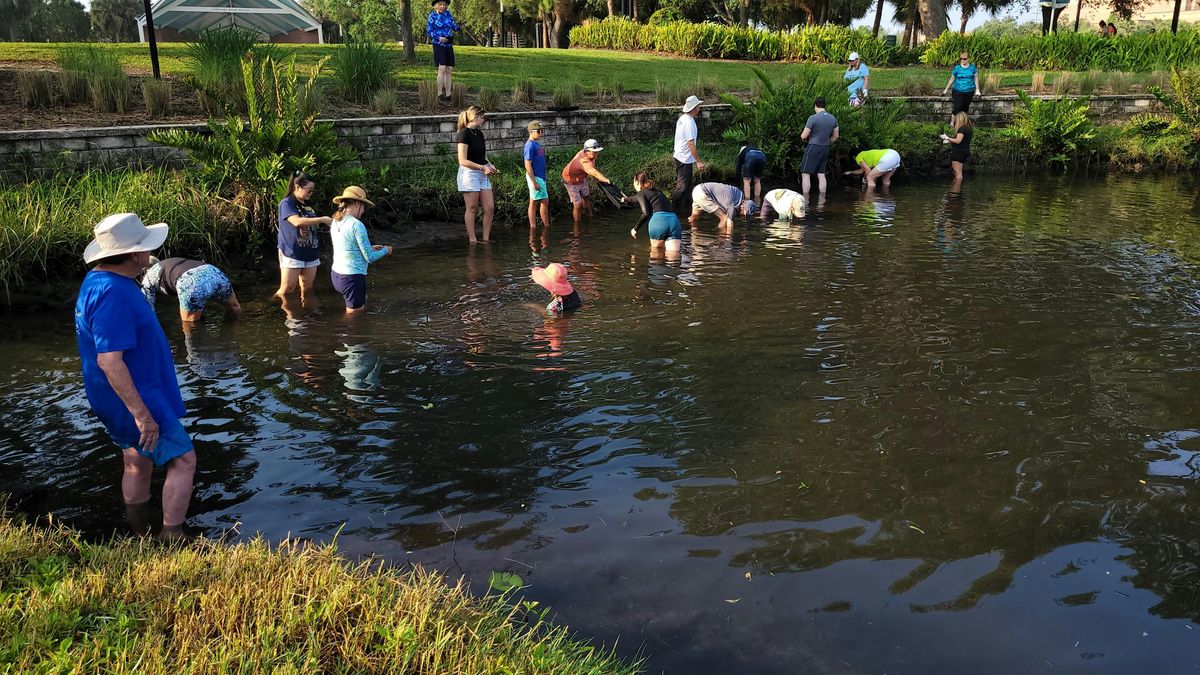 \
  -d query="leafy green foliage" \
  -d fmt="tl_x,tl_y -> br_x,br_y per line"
329,39 -> 396,104
148,56 -> 355,230
1004,90 -> 1097,167
923,29 -> 1200,72
1151,67 -> 1200,137
719,66 -> 907,178
184,27 -> 279,116
570,18 -> 889,64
